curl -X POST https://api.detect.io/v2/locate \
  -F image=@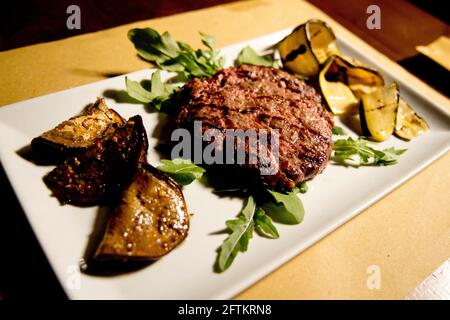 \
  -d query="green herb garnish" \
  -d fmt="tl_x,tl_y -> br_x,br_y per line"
254,207 -> 279,239
235,45 -> 279,68
126,28 -> 224,109
157,158 -> 205,185
294,74 -> 309,81
128,28 -> 224,80
263,189 -> 305,224
297,181 -> 308,194
125,70 -> 178,110
333,137 -> 407,166
332,126 -> 345,135
218,195 -> 256,271
217,188 -> 303,271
